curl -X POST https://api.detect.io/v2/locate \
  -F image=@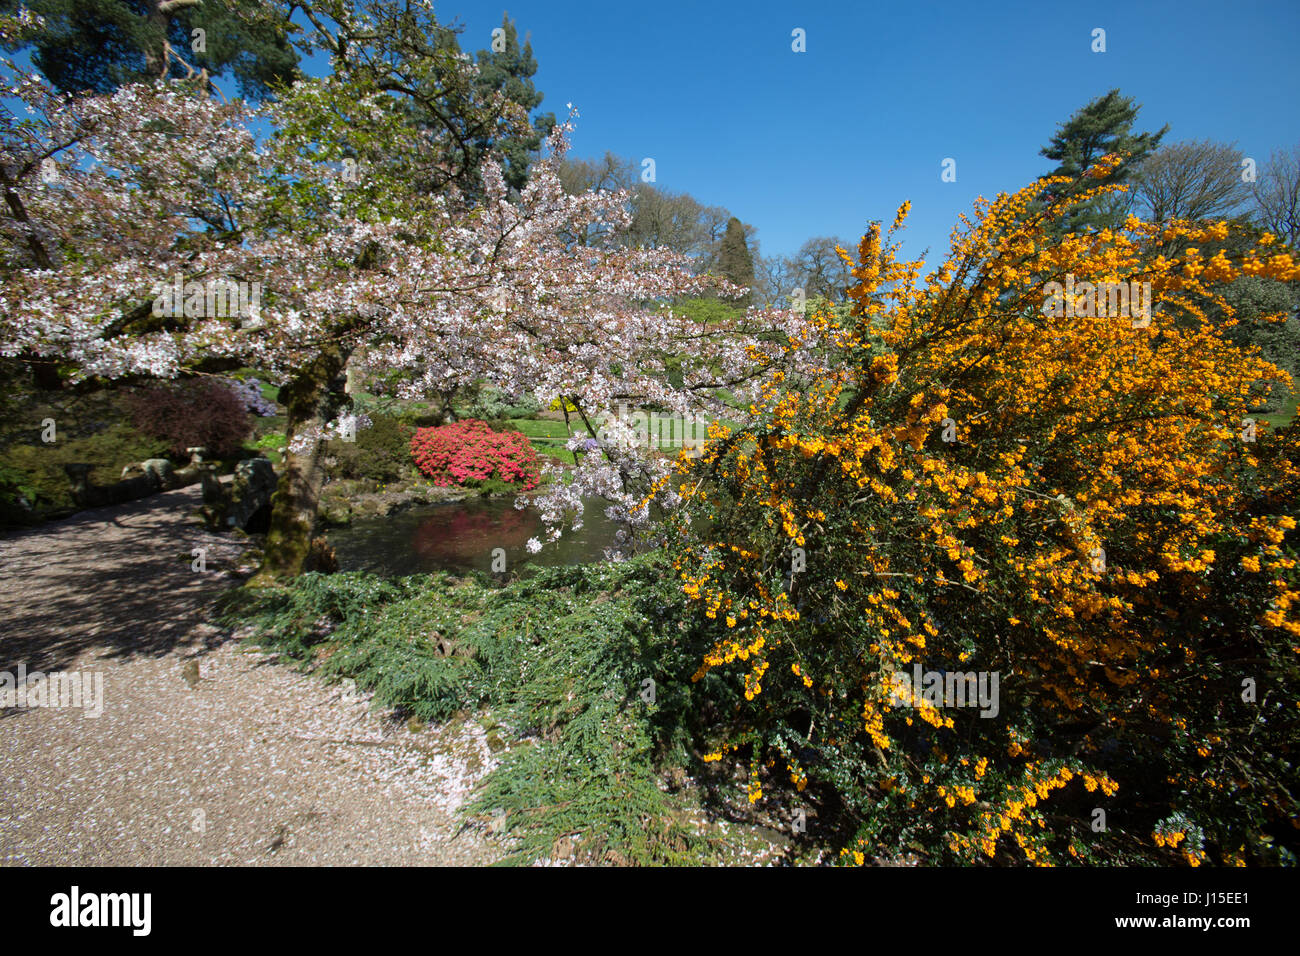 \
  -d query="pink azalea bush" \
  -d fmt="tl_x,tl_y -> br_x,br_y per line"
410,420 -> 541,491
